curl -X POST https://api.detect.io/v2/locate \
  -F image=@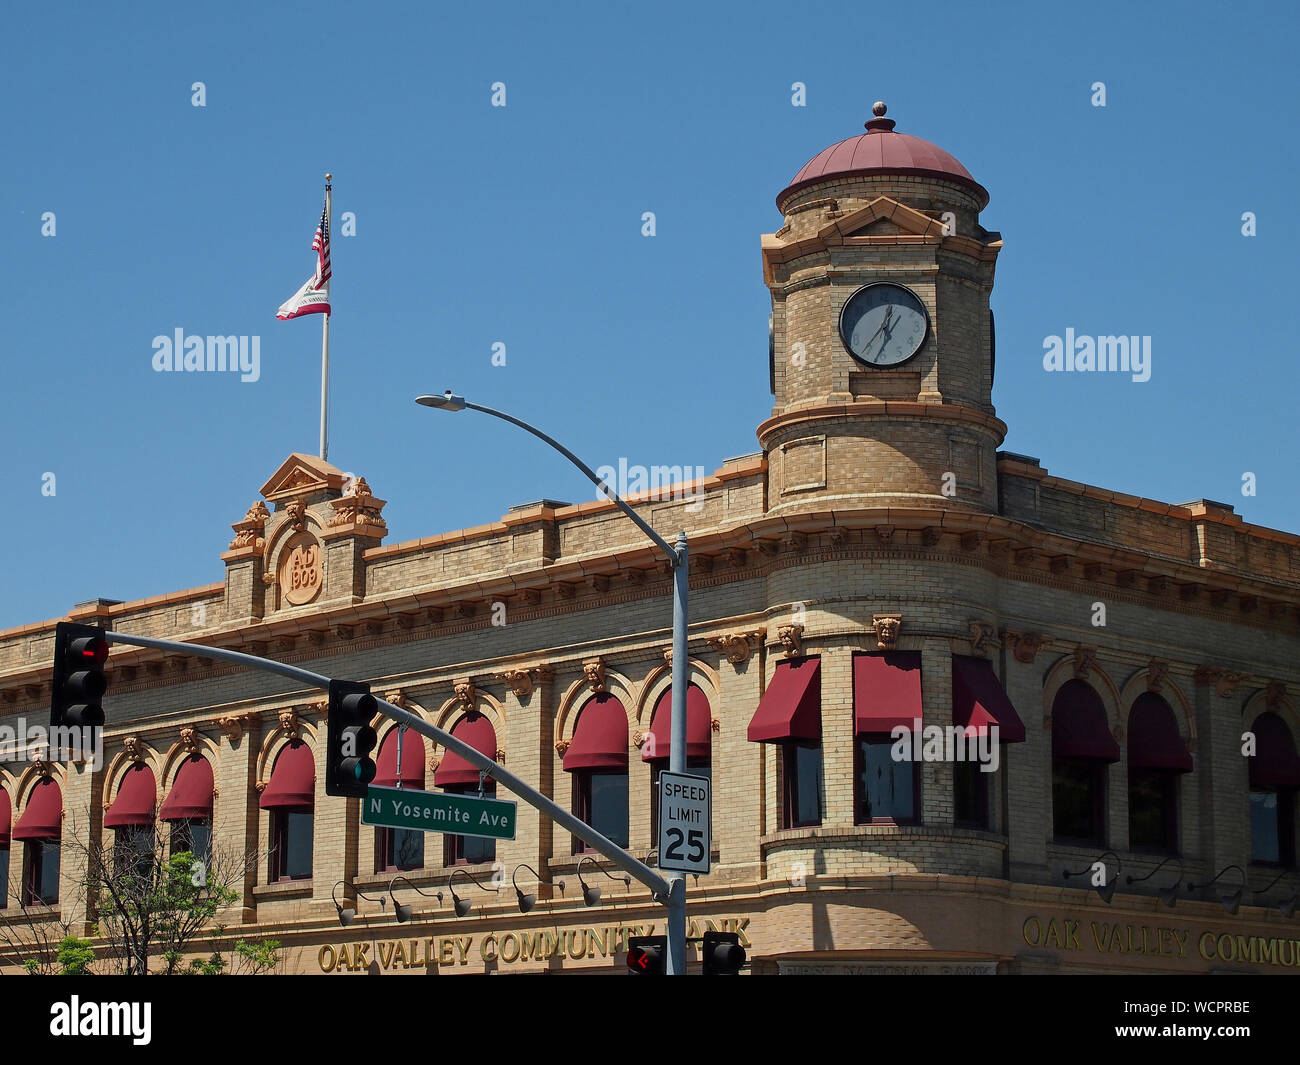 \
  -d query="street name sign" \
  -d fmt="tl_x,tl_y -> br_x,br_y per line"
657,770 -> 711,873
362,784 -> 517,841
